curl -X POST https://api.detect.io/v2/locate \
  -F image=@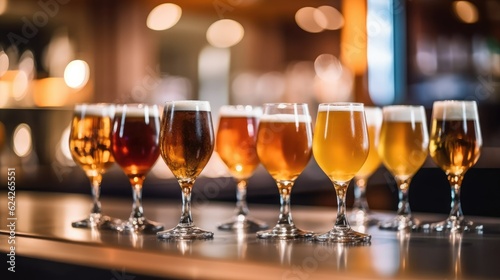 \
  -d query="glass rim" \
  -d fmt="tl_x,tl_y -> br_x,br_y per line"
432,100 -> 478,105
318,102 -> 364,111
318,102 -> 364,106
262,102 -> 309,106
